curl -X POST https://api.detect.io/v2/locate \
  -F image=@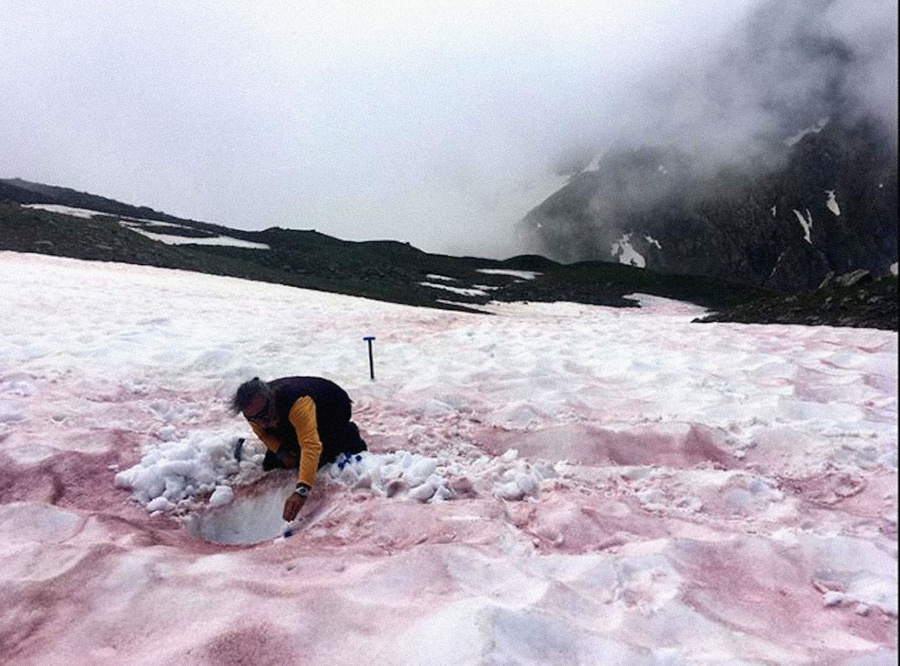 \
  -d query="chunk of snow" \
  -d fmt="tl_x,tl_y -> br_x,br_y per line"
208,485 -> 234,507
824,591 -> 845,606
115,431 -> 243,508
146,497 -> 173,512
825,190 -> 841,216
